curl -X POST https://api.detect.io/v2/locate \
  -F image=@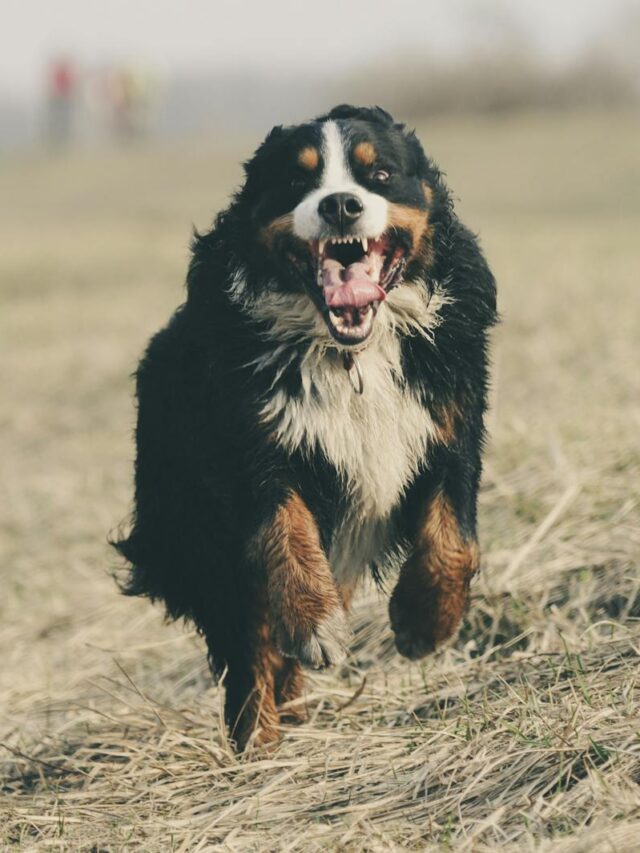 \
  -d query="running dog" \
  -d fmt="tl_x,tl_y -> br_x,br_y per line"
114,104 -> 497,749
